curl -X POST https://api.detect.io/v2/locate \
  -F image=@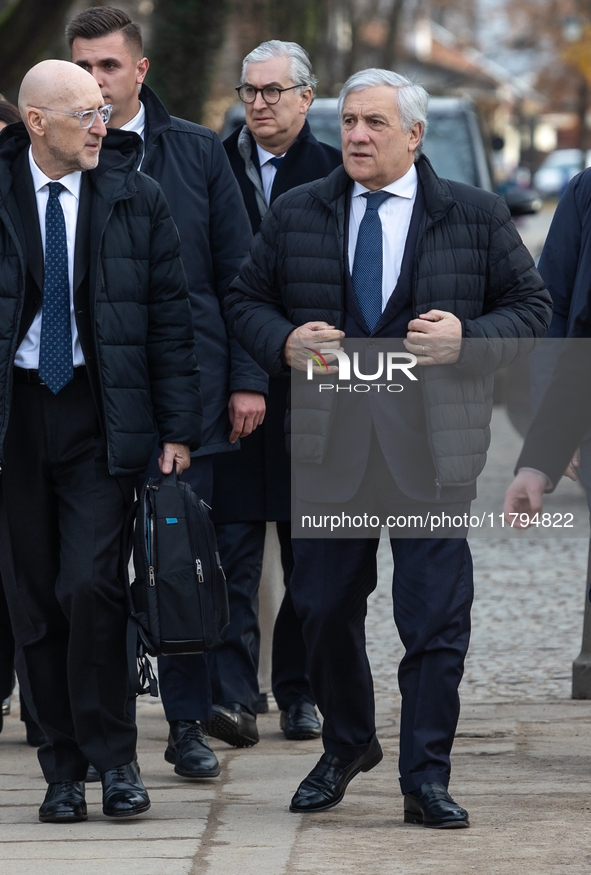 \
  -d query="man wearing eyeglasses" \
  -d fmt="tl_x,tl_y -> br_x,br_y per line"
209,41 -> 342,747
0,60 -> 201,822
67,7 -> 265,777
